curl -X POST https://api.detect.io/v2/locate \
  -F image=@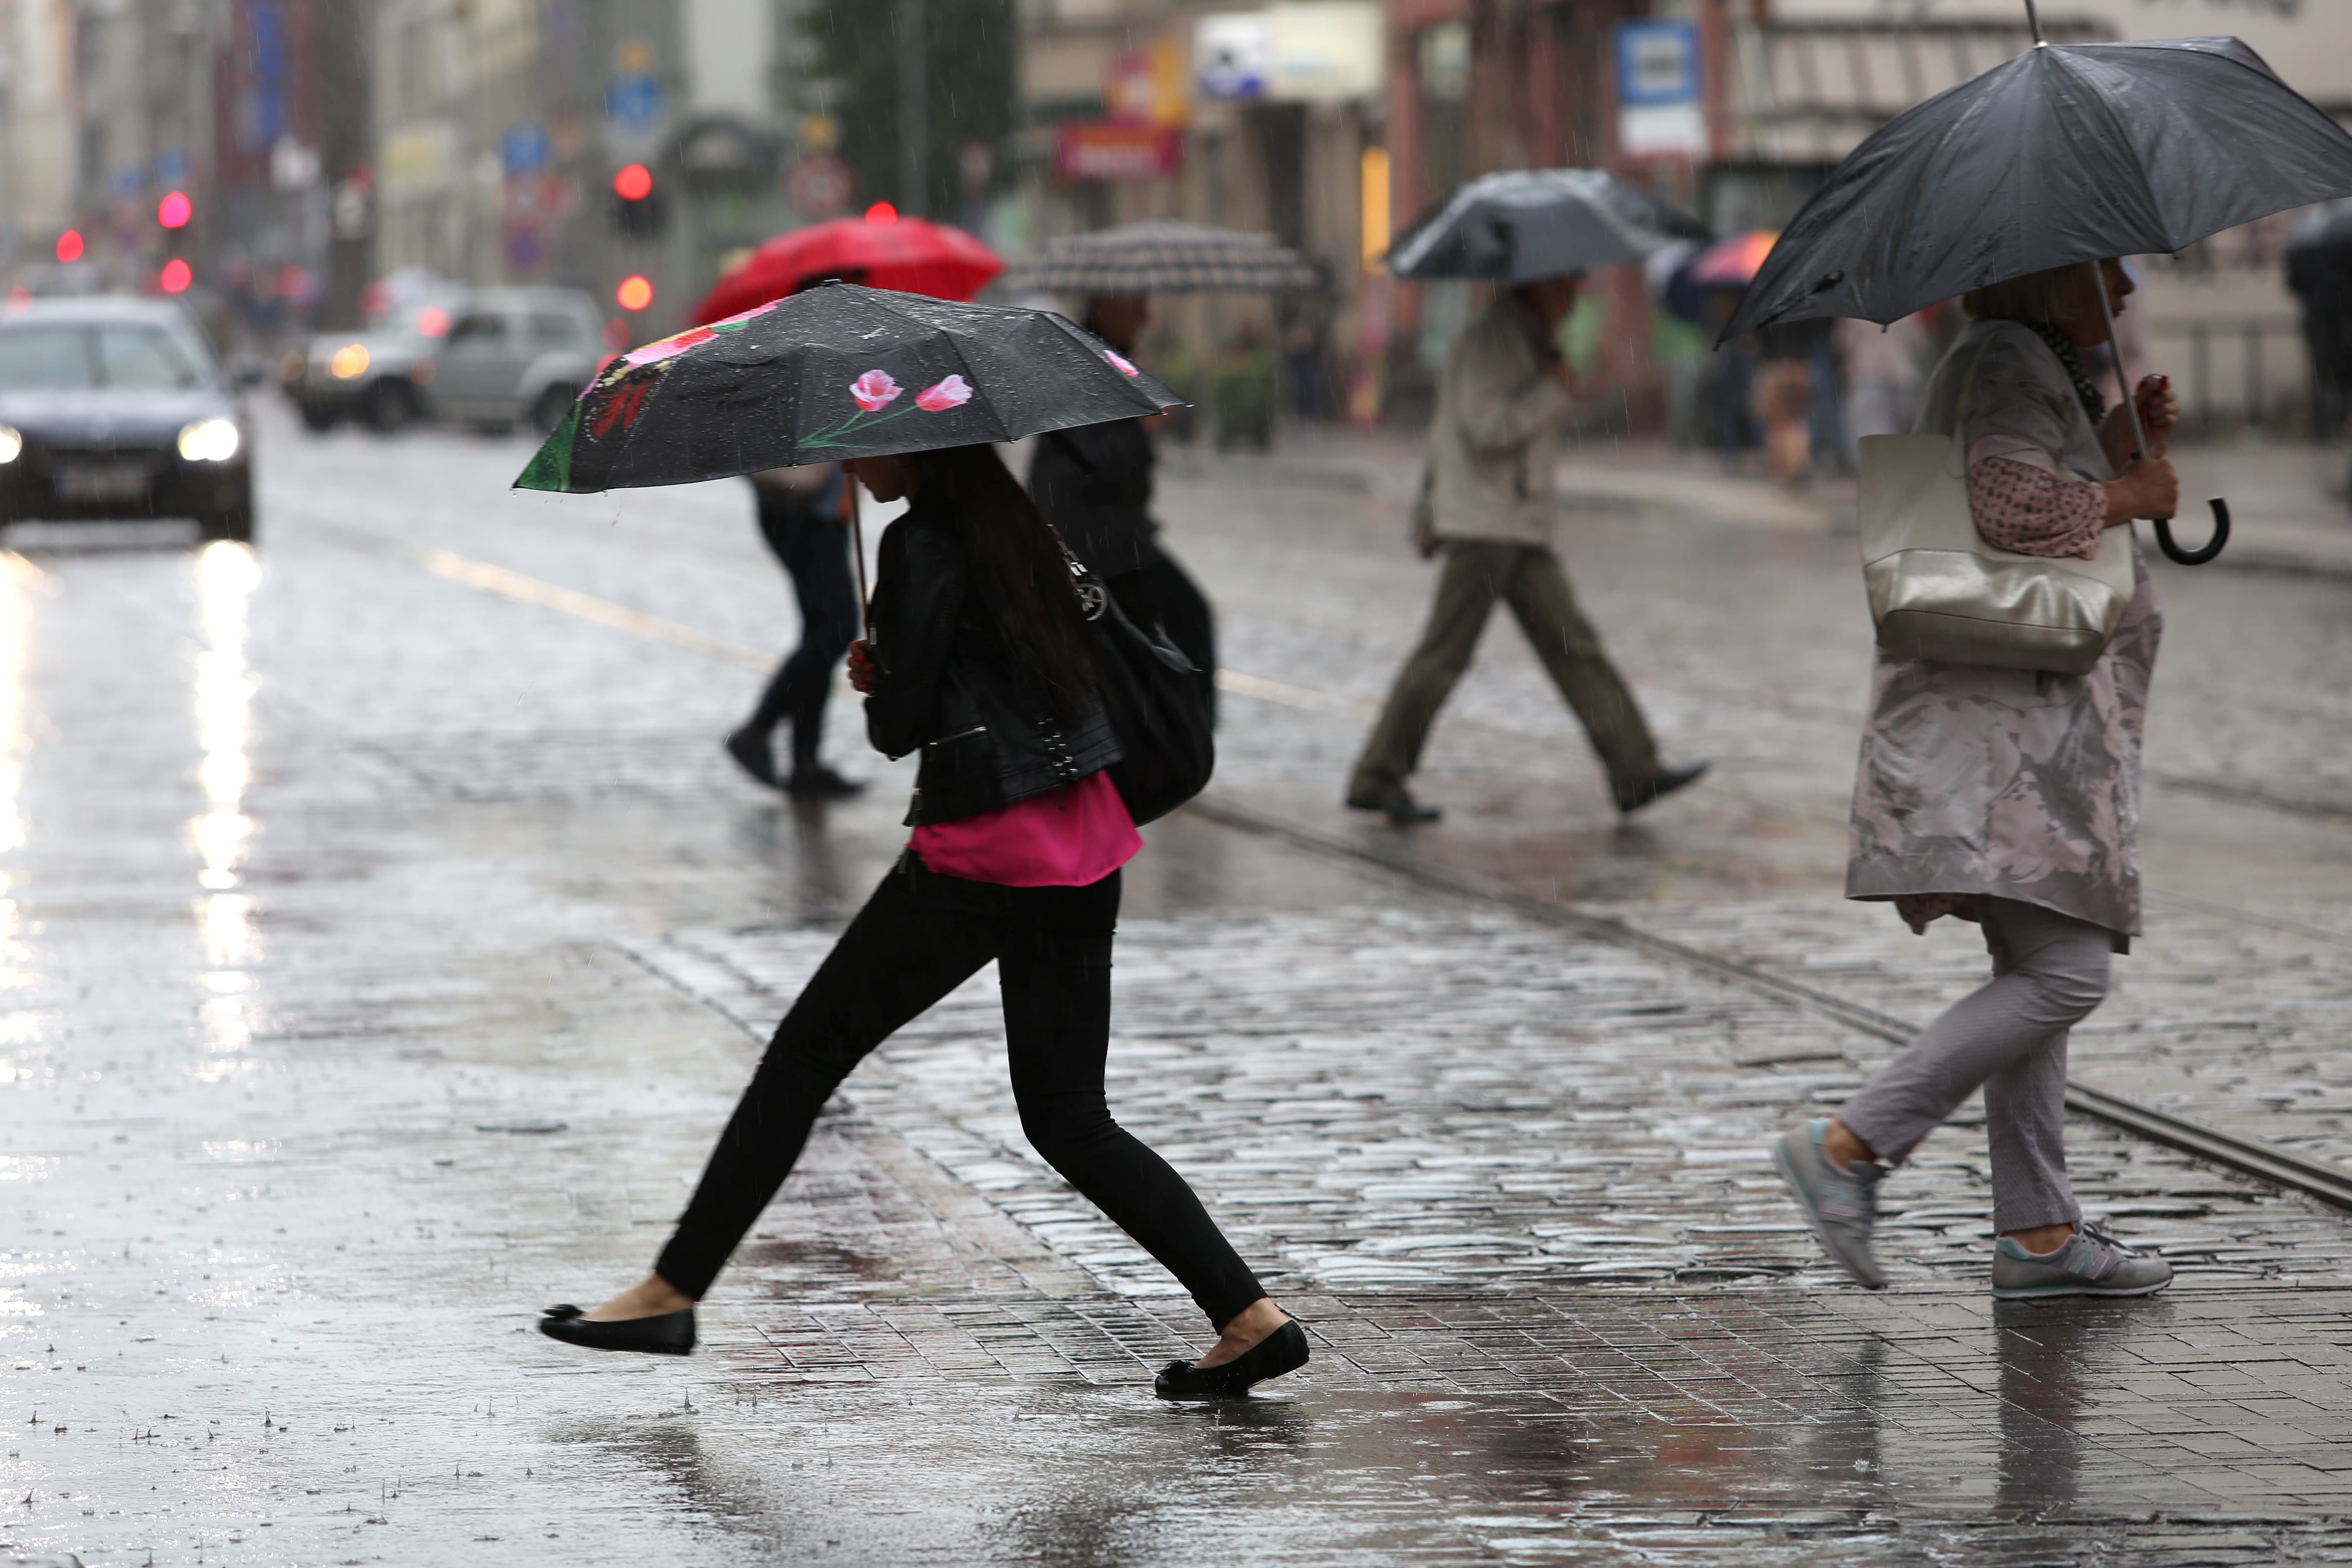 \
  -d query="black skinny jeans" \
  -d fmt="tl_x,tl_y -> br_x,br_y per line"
746,488 -> 861,766
656,857 -> 1267,1330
